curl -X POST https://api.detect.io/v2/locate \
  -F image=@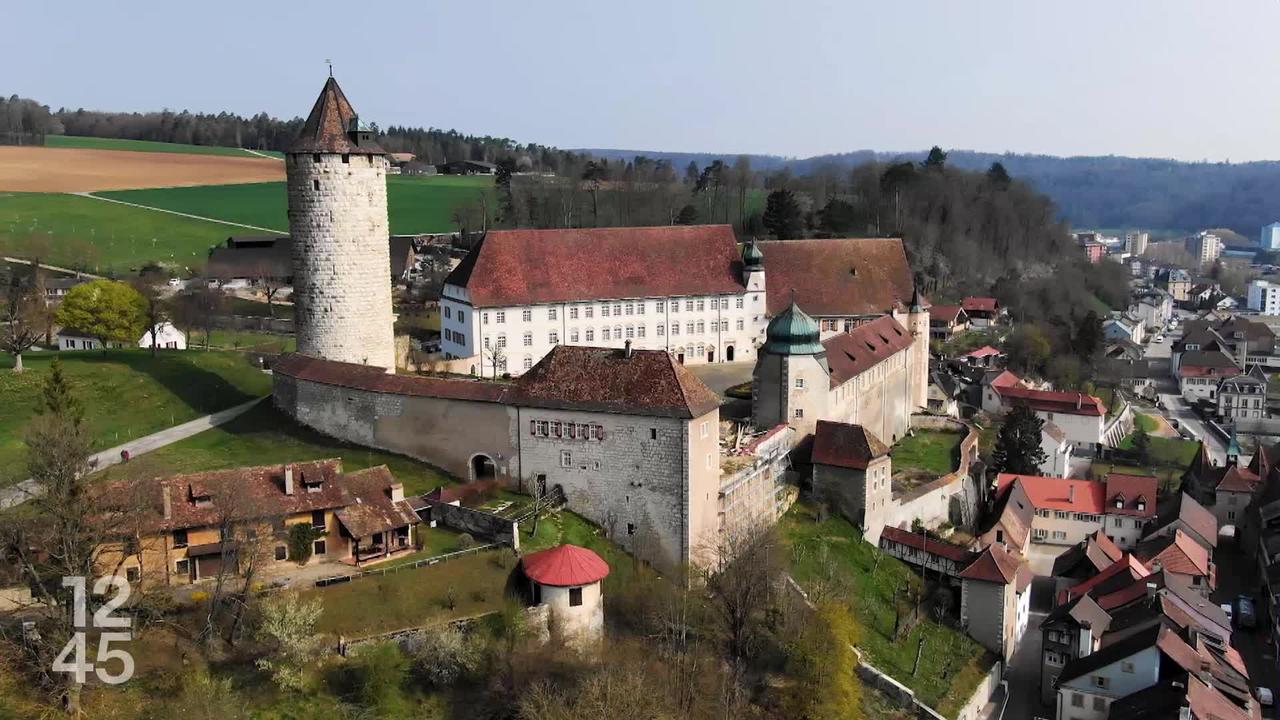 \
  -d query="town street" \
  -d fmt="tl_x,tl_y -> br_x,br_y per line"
1146,321 -> 1228,465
